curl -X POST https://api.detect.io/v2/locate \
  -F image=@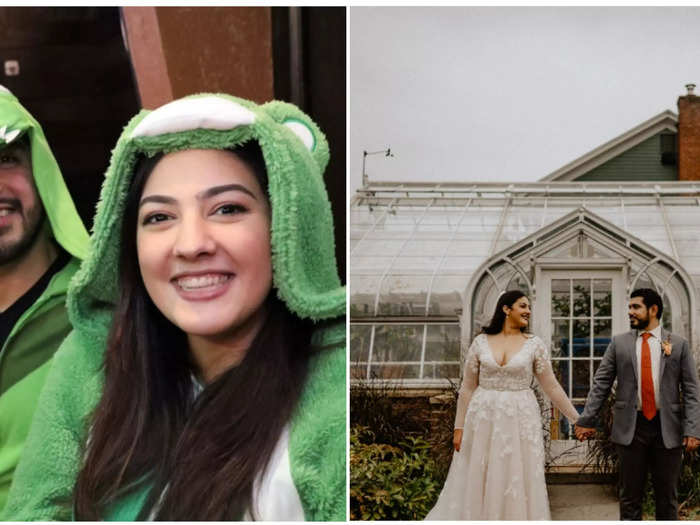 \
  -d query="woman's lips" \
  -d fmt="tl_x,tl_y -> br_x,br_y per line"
171,272 -> 234,301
